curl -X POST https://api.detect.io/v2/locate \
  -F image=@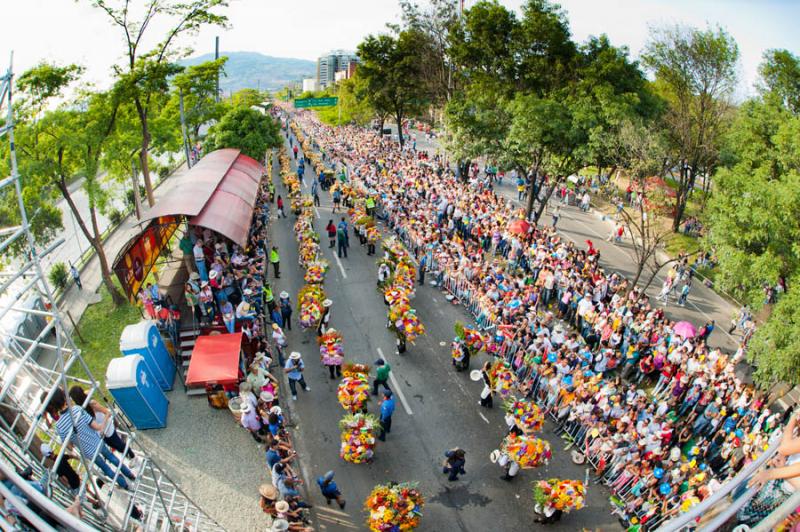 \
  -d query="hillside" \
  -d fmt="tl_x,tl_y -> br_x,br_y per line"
180,51 -> 314,93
